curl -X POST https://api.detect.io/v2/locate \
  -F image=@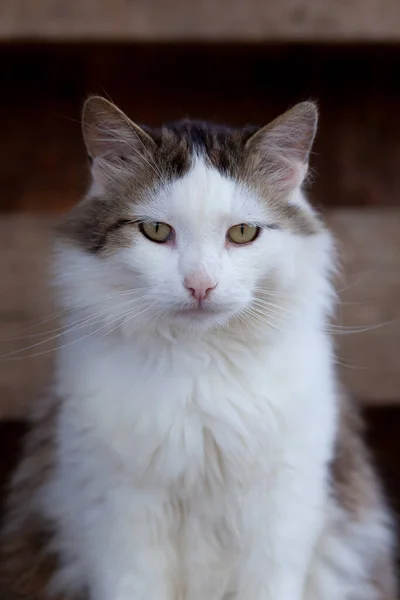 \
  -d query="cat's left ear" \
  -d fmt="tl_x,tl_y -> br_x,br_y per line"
245,101 -> 318,189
